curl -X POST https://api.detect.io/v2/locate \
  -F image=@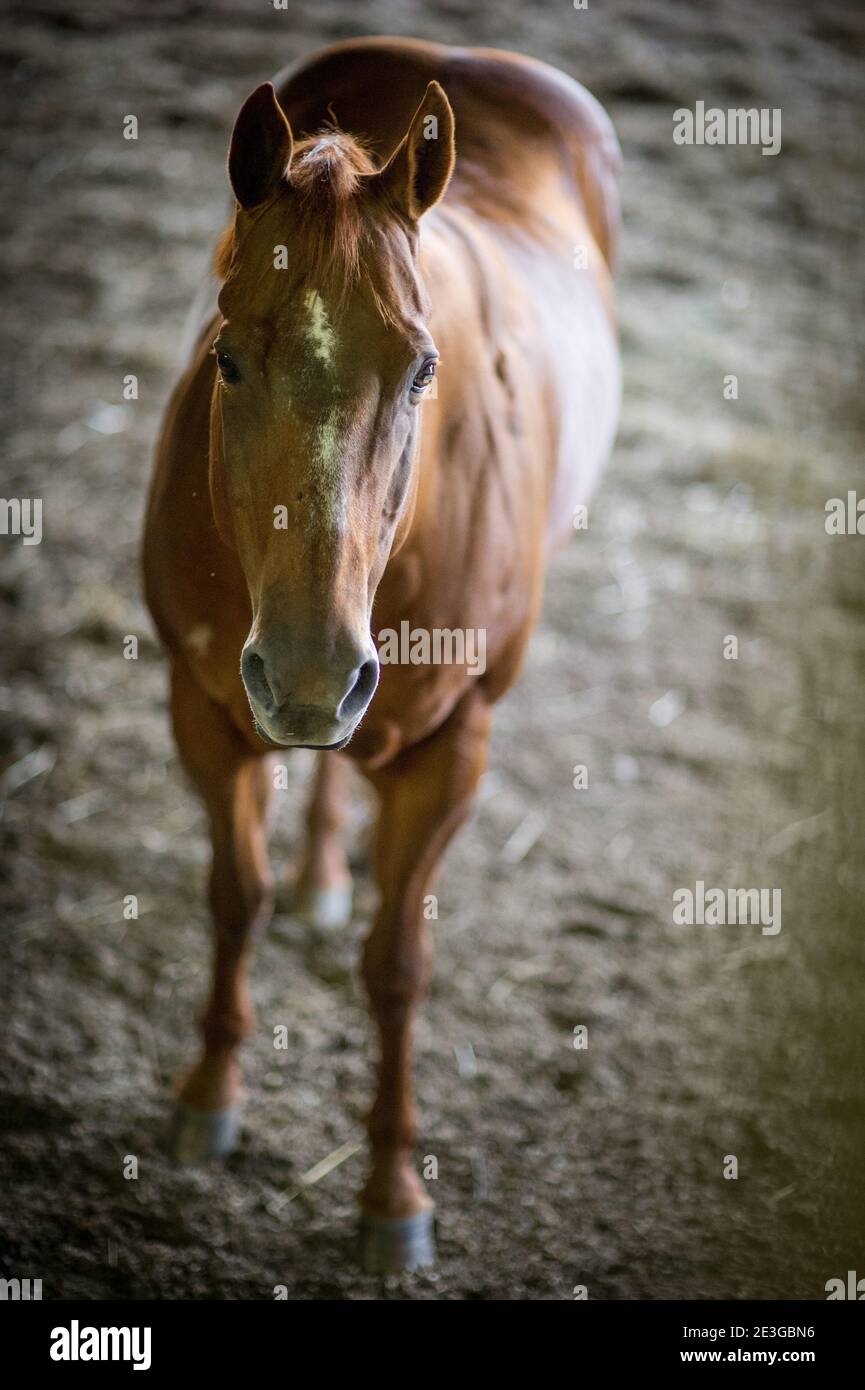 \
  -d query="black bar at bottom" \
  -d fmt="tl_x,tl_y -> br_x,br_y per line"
1,1297 -> 859,1375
